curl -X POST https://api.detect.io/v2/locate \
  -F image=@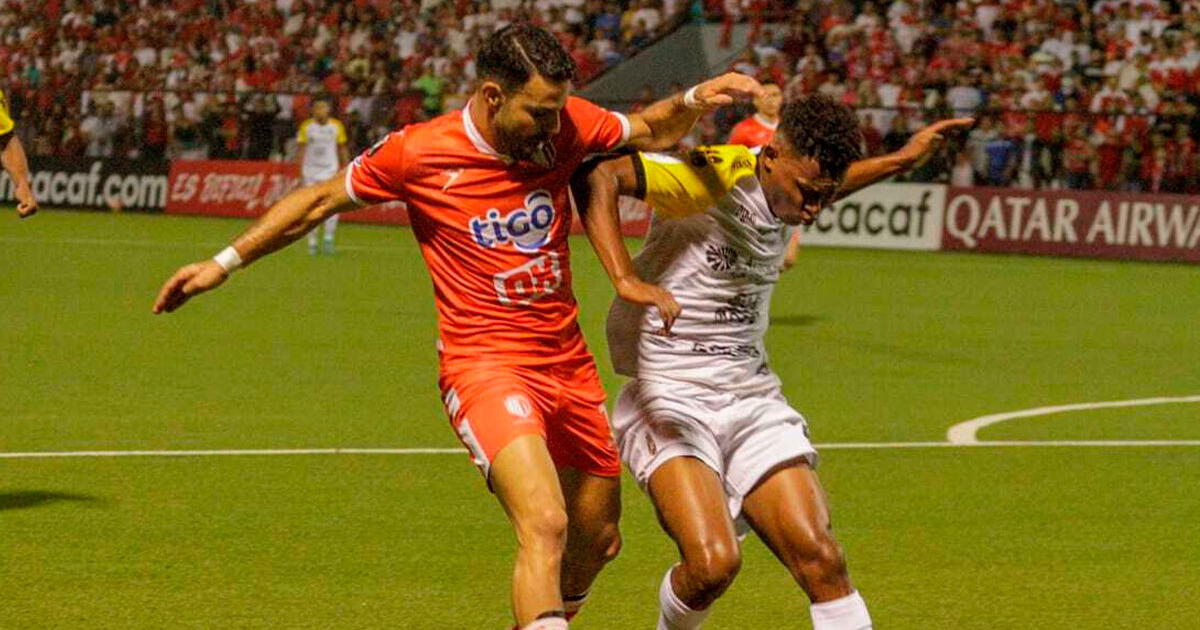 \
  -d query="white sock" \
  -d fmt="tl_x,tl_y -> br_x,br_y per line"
323,214 -> 339,241
521,618 -> 568,630
657,566 -> 710,630
307,230 -> 318,249
810,591 -> 872,630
